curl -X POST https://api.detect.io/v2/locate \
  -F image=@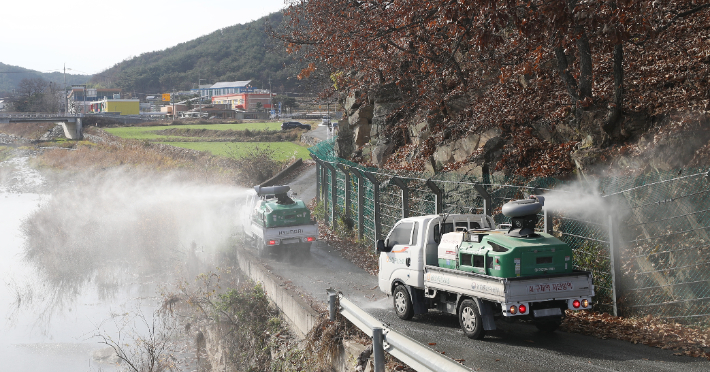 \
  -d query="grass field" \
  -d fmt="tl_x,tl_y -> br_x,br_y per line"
105,122 -> 312,161
160,141 -> 310,161
105,122 -> 282,140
